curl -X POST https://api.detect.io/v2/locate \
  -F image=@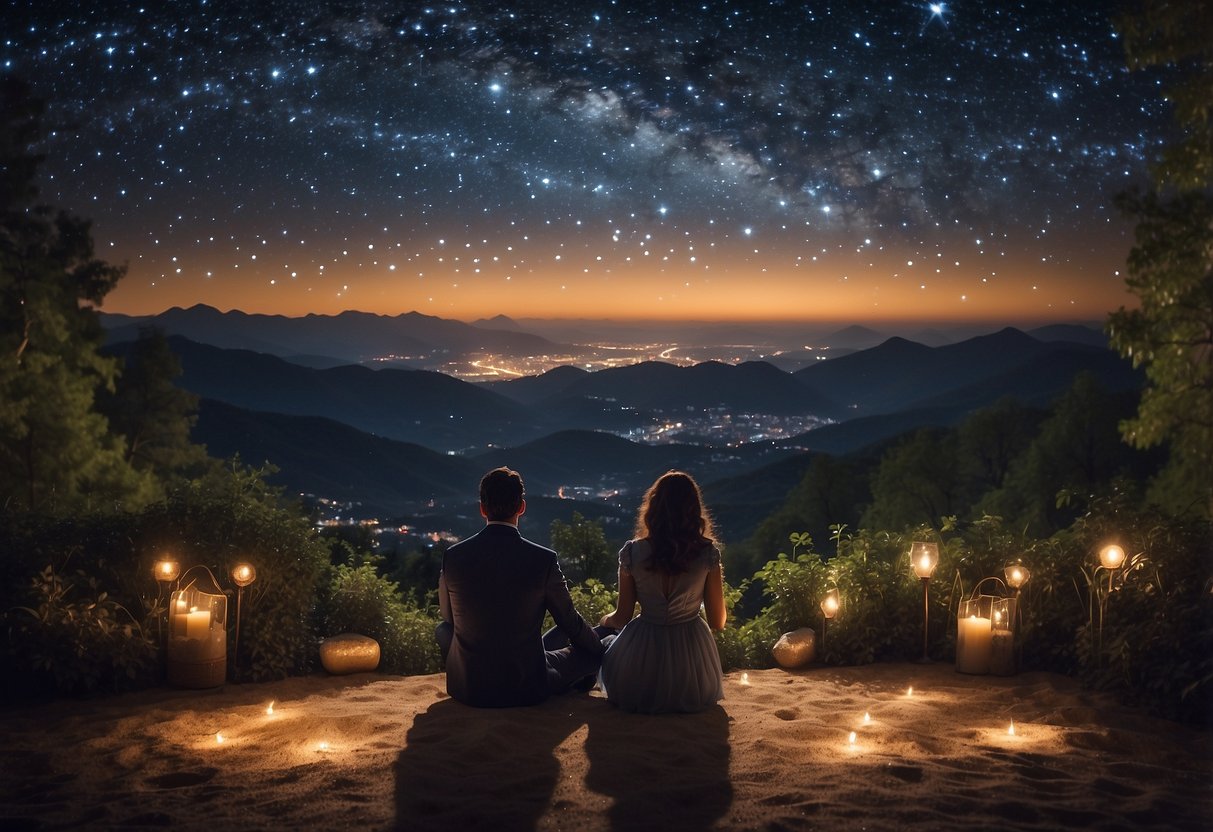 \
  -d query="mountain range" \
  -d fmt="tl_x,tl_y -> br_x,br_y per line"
102,310 -> 1138,531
